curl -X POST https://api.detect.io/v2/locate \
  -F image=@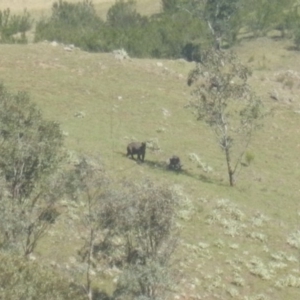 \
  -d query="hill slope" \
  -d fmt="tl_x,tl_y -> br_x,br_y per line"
1,22 -> 300,300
